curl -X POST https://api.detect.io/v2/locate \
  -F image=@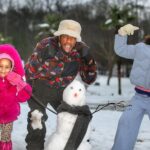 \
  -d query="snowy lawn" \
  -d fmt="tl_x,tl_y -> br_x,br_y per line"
12,76 -> 150,150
